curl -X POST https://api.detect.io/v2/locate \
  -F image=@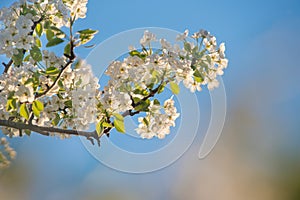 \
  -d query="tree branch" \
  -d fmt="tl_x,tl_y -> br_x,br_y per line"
35,18 -> 76,99
0,120 -> 102,146
35,59 -> 74,99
